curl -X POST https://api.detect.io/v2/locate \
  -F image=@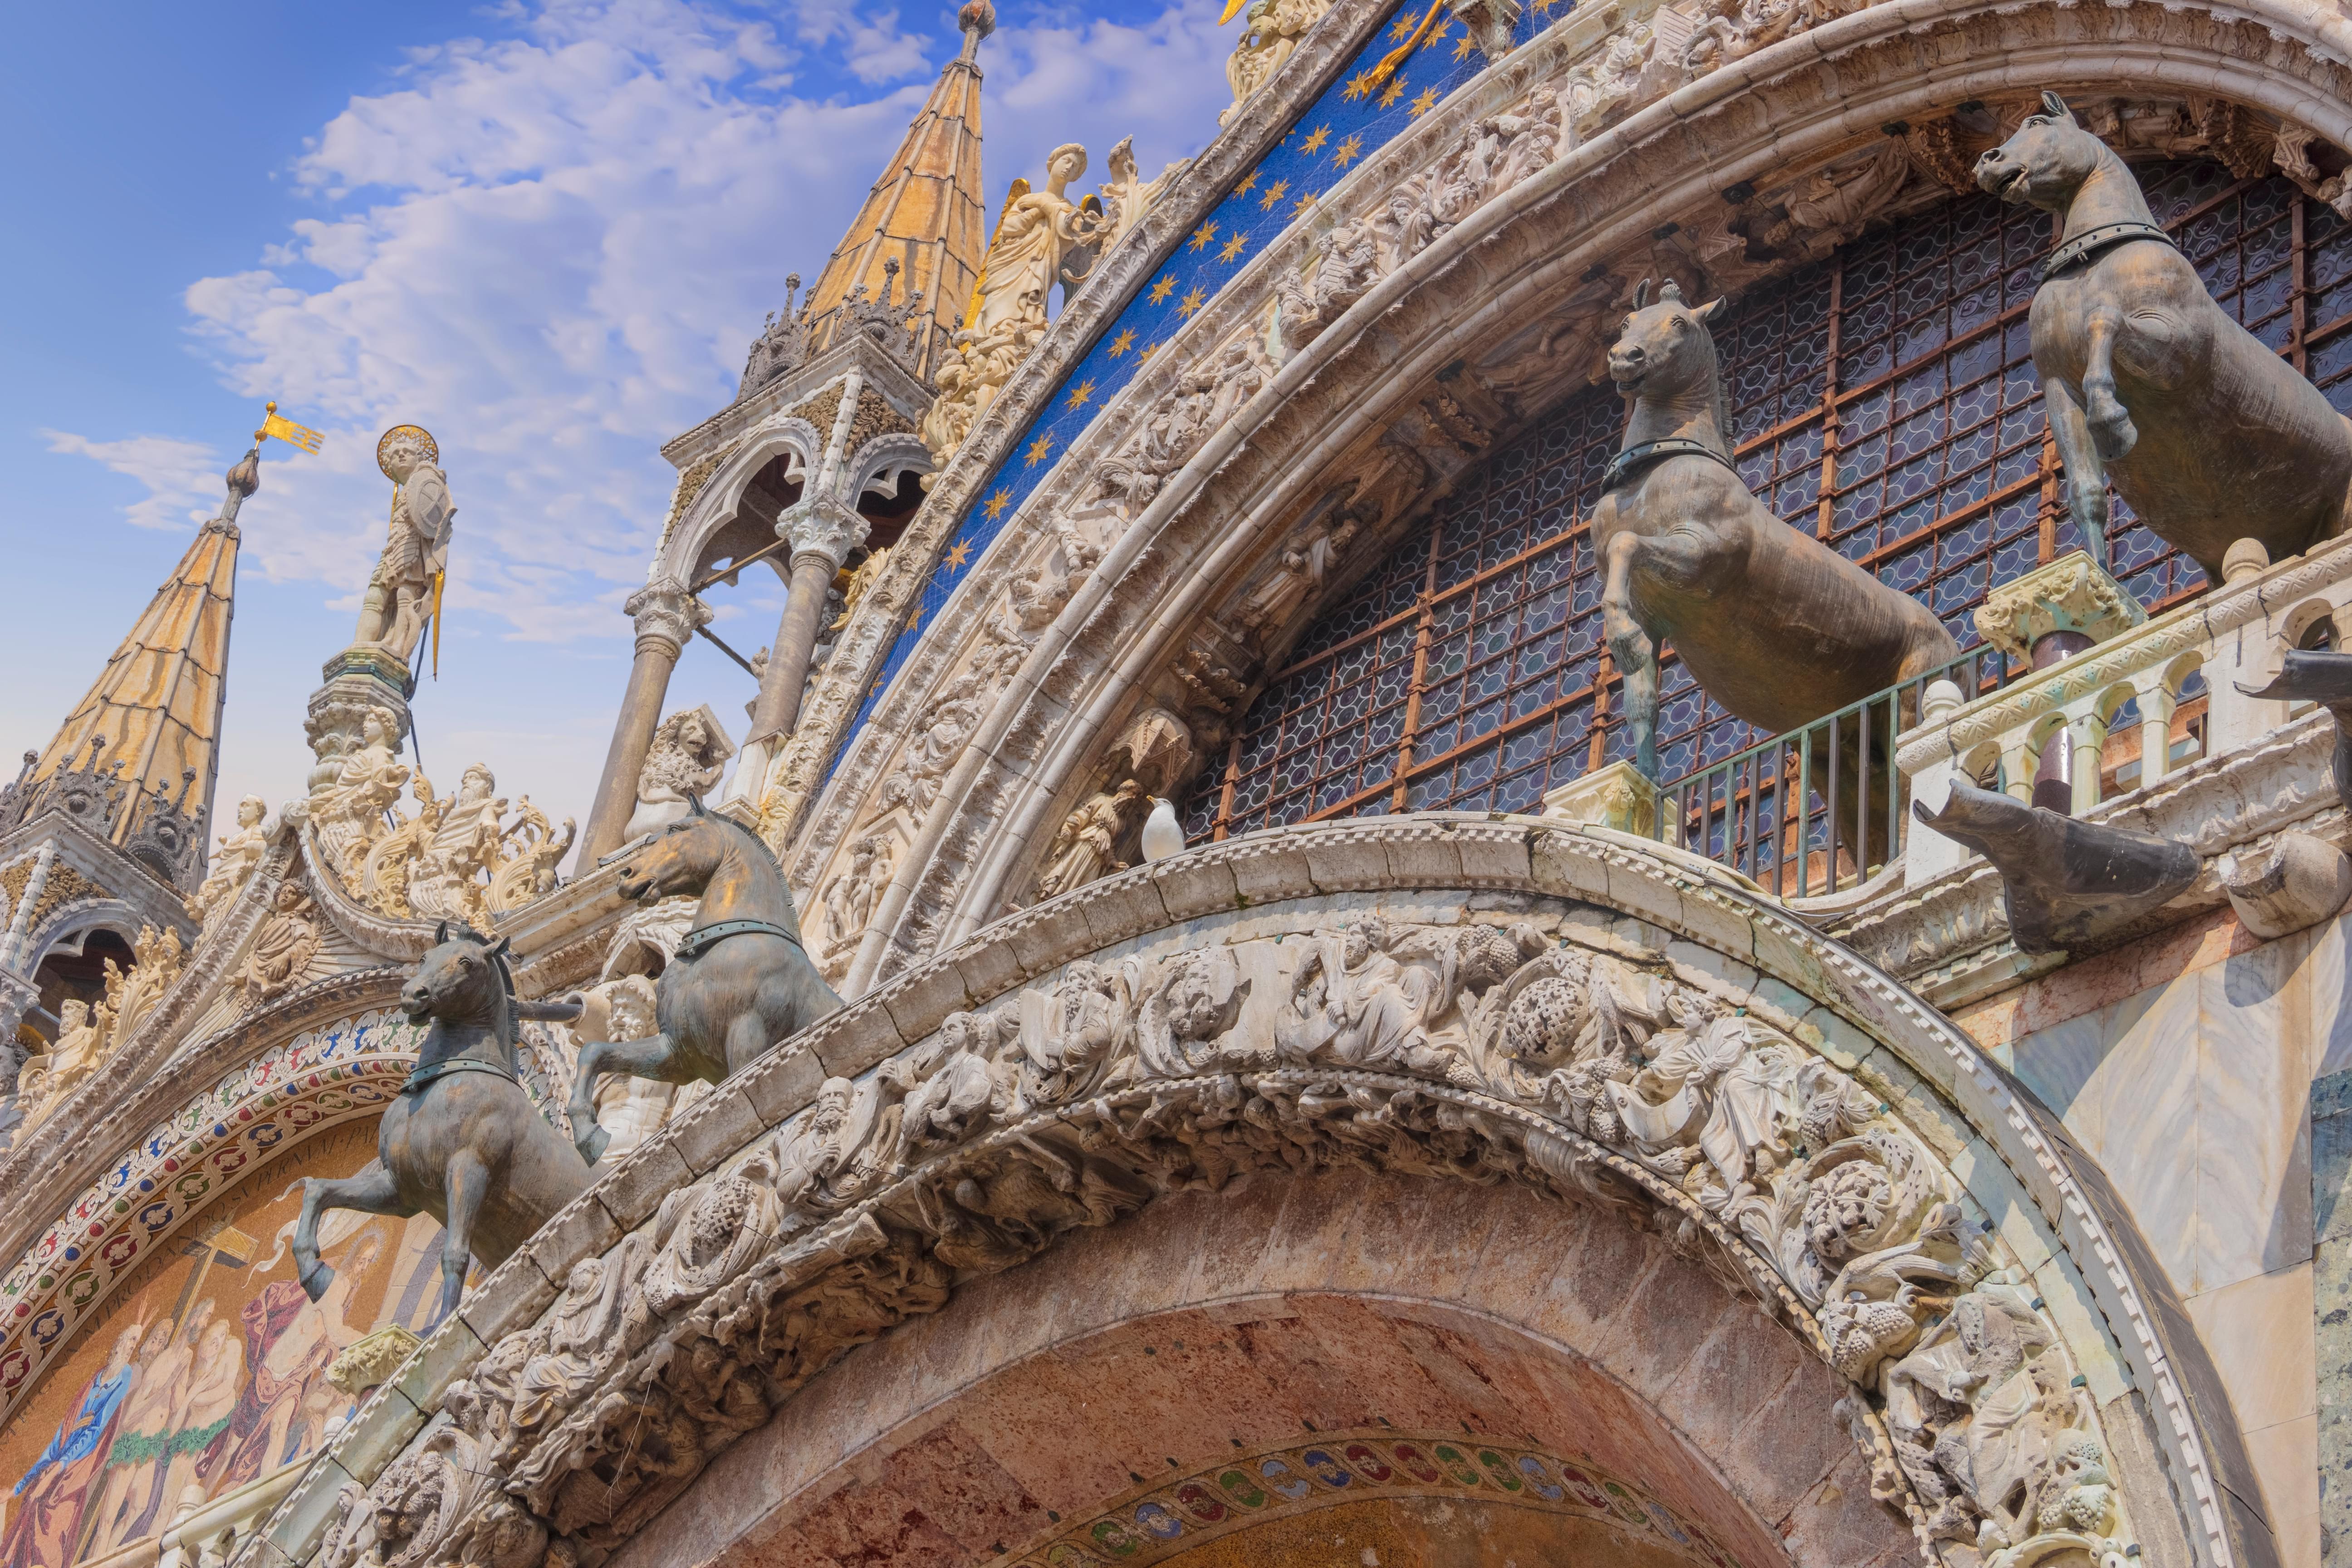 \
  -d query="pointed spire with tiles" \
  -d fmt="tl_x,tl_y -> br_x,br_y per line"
799,0 -> 995,381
